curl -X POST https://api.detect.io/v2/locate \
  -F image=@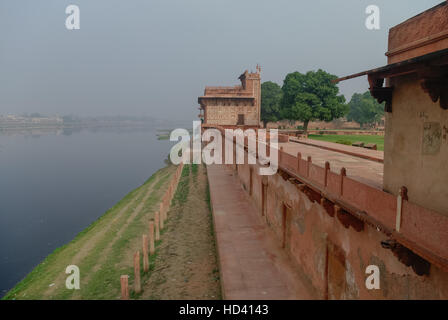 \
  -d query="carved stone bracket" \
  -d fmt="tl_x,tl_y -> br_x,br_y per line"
301,185 -> 322,204
420,77 -> 448,110
320,198 -> 335,217
368,76 -> 394,113
335,206 -> 364,232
